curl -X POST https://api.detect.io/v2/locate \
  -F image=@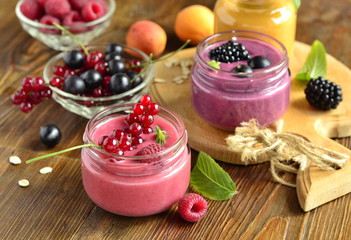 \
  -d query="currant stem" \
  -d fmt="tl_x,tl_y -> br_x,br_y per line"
127,39 -> 191,70
53,22 -> 90,56
130,54 -> 153,83
26,143 -> 101,164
